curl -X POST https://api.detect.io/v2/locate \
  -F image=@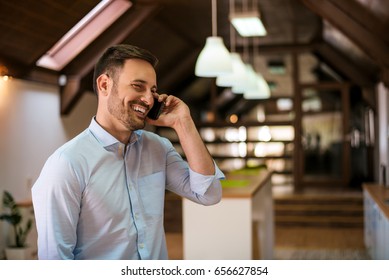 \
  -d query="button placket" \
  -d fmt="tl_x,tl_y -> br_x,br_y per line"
124,140 -> 148,259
